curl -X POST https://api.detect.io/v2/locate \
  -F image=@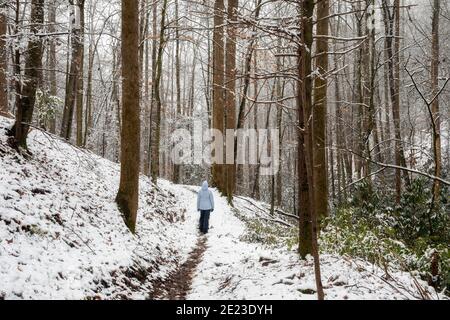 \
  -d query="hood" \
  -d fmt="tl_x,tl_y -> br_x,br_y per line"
201,181 -> 209,191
